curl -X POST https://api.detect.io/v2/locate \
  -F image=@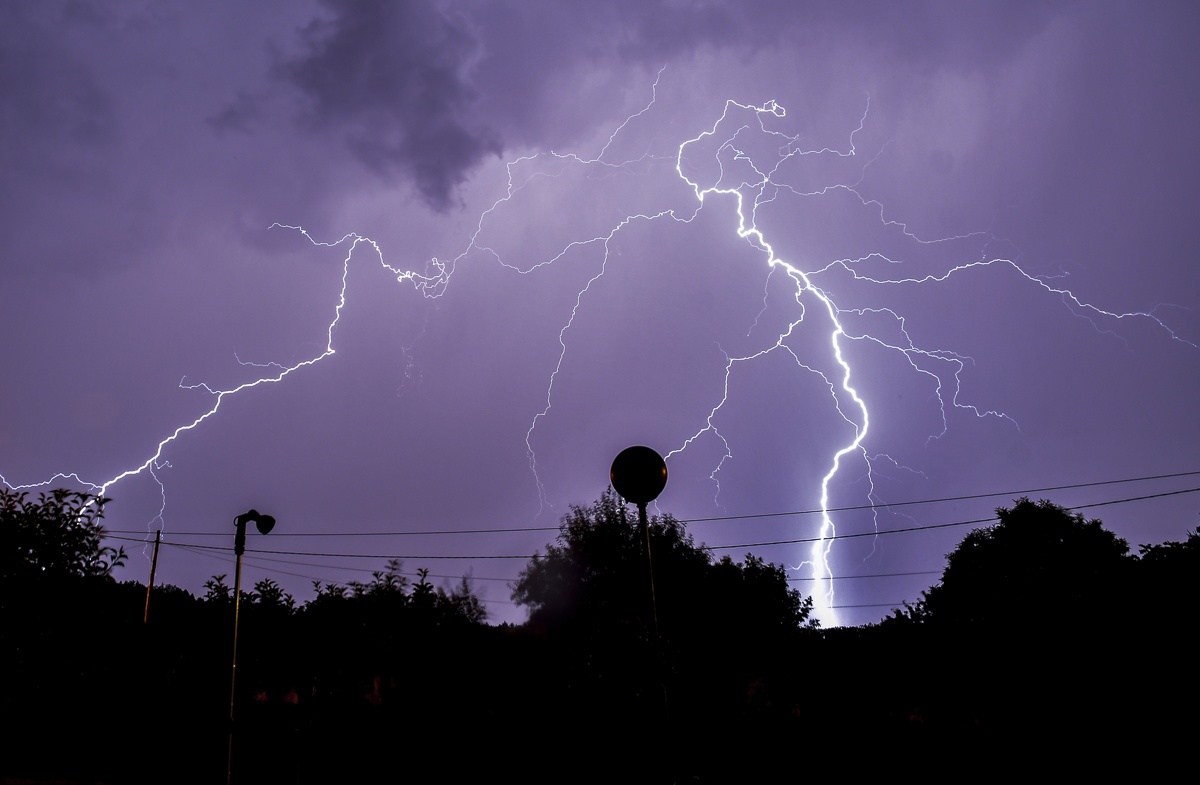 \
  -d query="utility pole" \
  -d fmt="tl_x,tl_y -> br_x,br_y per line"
143,529 -> 161,624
